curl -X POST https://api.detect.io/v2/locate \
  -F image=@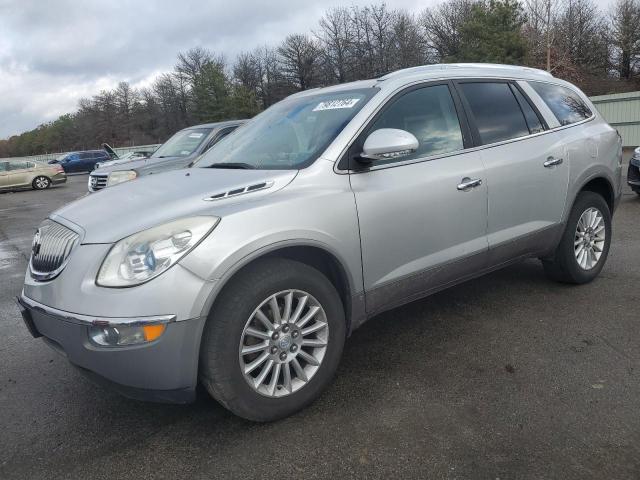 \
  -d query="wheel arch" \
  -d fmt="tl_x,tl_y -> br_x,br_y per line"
199,240 -> 363,337
577,175 -> 615,213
